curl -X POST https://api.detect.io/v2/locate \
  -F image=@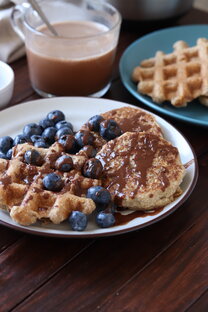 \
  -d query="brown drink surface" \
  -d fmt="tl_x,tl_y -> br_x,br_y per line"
26,21 -> 116,96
